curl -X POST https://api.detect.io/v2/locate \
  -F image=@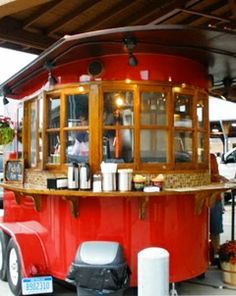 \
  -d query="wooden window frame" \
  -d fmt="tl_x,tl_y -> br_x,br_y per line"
196,91 -> 209,169
101,83 -> 135,170
138,85 -> 172,171
23,94 -> 44,169
21,82 -> 209,174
